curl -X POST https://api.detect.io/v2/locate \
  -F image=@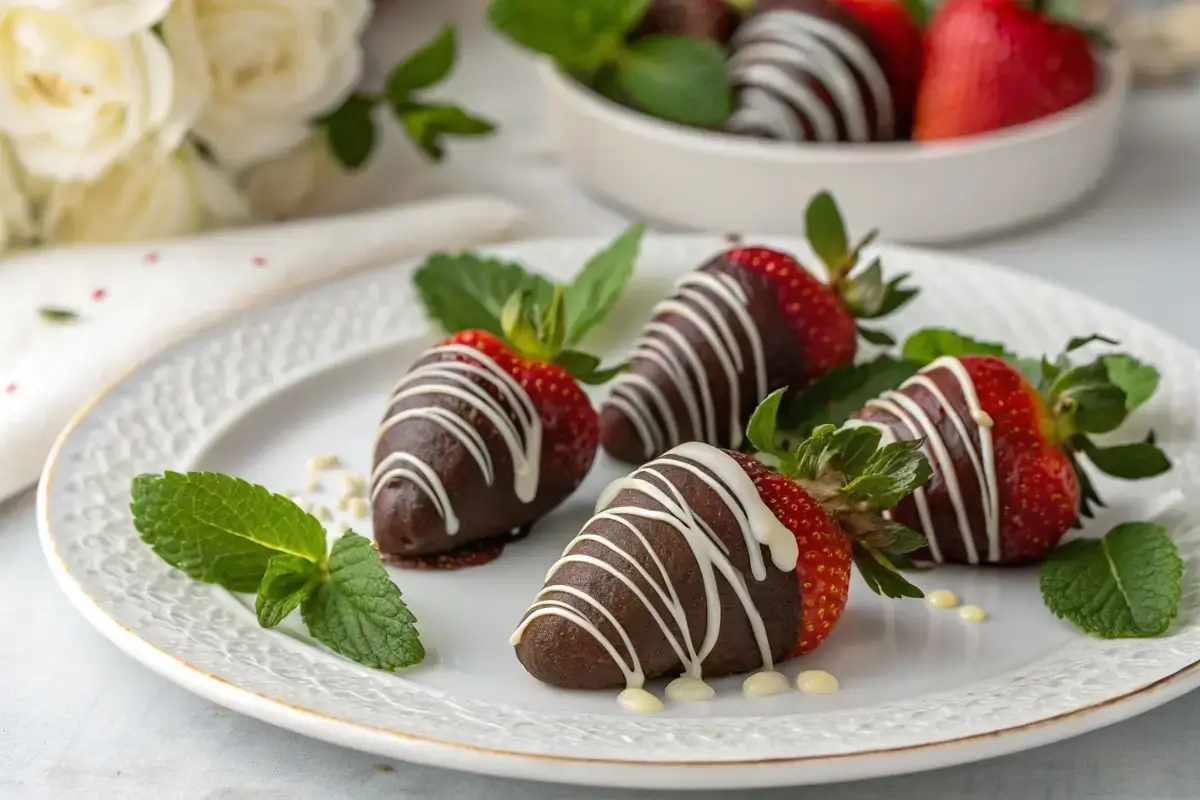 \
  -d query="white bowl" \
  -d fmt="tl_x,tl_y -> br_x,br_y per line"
539,53 -> 1130,244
